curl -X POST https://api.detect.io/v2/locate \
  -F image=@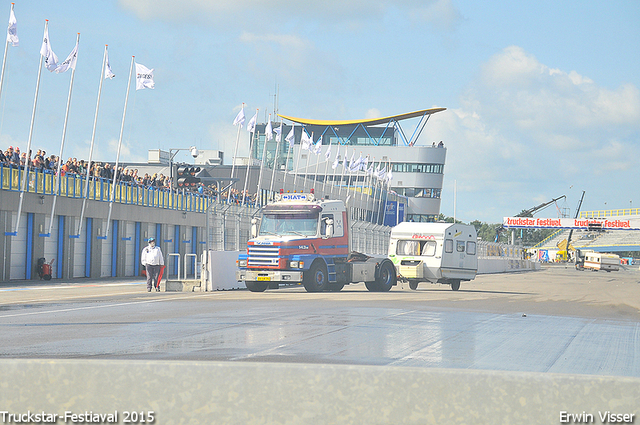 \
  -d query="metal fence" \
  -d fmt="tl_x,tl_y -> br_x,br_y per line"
0,164 -> 211,212
206,202 -> 392,255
